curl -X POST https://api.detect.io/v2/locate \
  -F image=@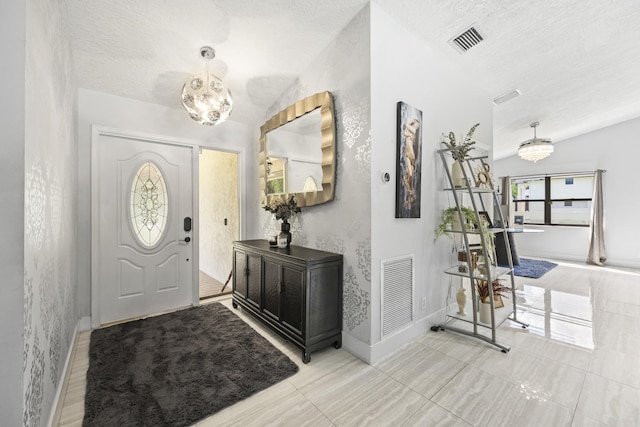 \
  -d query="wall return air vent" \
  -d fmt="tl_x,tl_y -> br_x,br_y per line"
381,255 -> 414,338
449,26 -> 484,53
